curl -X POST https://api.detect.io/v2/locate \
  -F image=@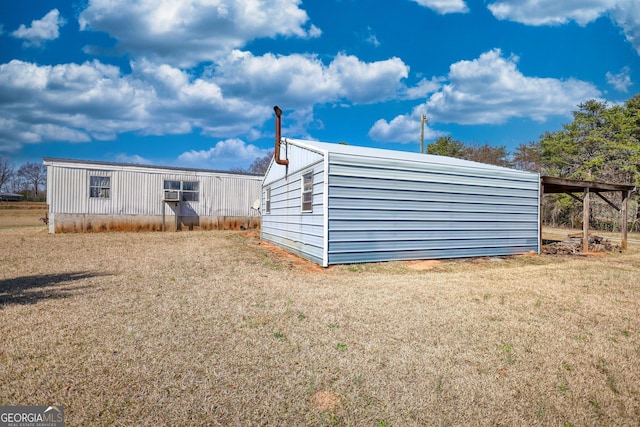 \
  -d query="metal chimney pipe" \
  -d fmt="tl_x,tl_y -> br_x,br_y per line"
273,106 -> 289,166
